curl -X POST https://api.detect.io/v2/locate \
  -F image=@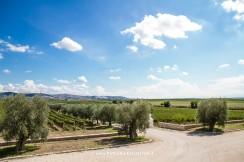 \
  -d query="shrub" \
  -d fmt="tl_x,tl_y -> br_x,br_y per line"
197,99 -> 227,131
190,101 -> 198,109
164,101 -> 171,108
